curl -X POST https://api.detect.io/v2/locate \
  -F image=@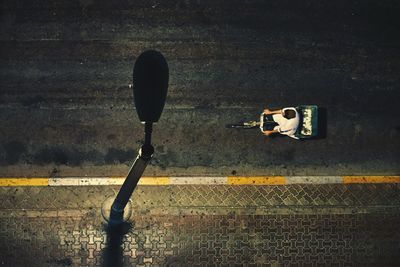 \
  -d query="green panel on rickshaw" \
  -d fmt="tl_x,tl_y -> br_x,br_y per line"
295,105 -> 318,138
